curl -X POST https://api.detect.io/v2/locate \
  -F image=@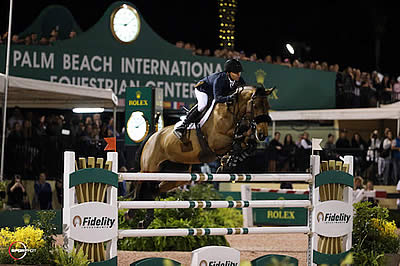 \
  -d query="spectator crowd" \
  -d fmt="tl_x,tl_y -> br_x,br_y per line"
175,41 -> 400,108
4,107 -> 120,181
0,28 -> 77,46
260,128 -> 400,187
